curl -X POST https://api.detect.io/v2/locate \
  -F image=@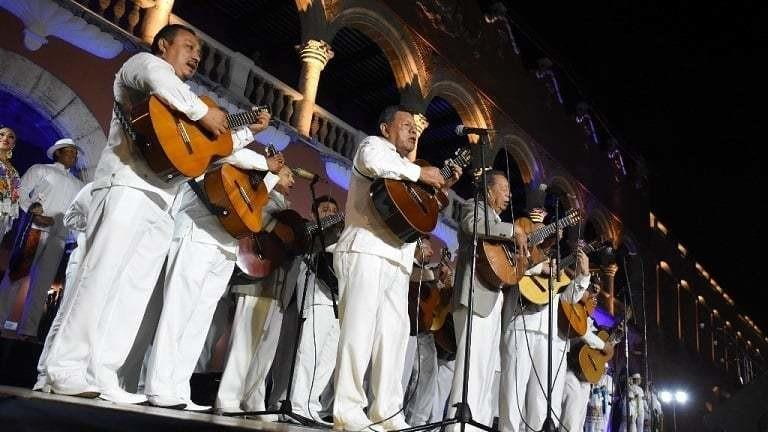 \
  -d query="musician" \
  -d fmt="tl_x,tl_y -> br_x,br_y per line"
499,233 -> 592,430
0,125 -> 20,238
559,284 -> 615,432
0,138 -> 83,339
288,195 -> 343,423
34,182 -> 92,393
332,105 -> 456,431
216,165 -> 296,415
144,146 -> 282,411
620,373 -> 646,432
43,24 -> 269,403
446,170 -> 527,432
585,364 -> 614,432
